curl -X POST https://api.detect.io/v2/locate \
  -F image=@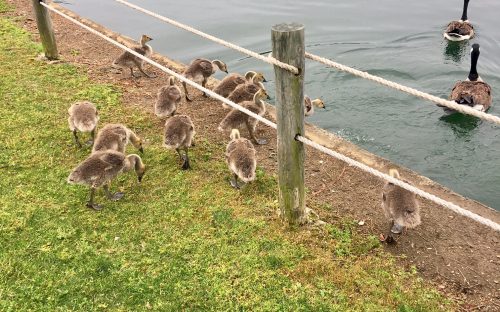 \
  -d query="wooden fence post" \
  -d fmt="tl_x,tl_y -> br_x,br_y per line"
271,23 -> 306,226
31,0 -> 58,60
